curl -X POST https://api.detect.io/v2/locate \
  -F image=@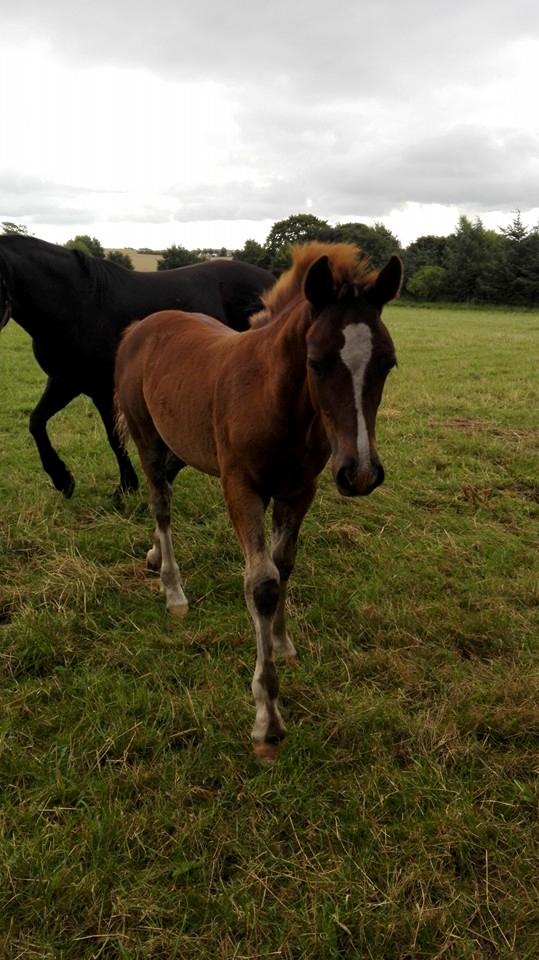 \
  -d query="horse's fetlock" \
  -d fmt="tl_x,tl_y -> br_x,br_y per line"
253,577 -> 280,618
276,560 -> 294,582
